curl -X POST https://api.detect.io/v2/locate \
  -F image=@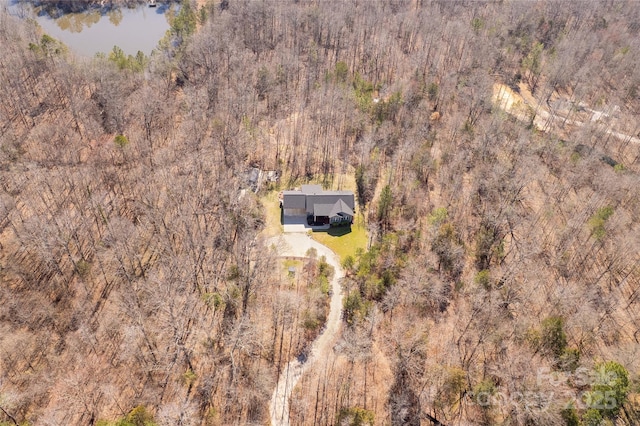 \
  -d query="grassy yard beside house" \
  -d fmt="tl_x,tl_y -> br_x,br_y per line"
310,213 -> 368,263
